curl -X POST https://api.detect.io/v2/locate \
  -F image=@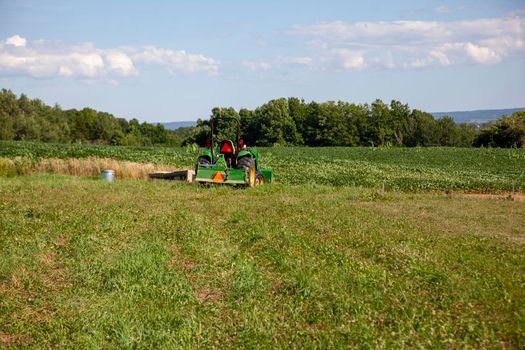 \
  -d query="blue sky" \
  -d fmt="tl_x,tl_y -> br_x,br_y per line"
1,0 -> 524,122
